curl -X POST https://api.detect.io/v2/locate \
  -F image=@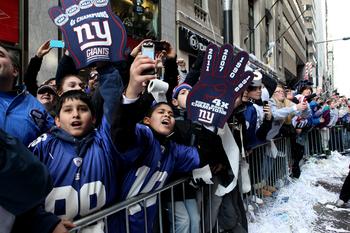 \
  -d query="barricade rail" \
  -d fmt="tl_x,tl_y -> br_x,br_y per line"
69,125 -> 349,232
